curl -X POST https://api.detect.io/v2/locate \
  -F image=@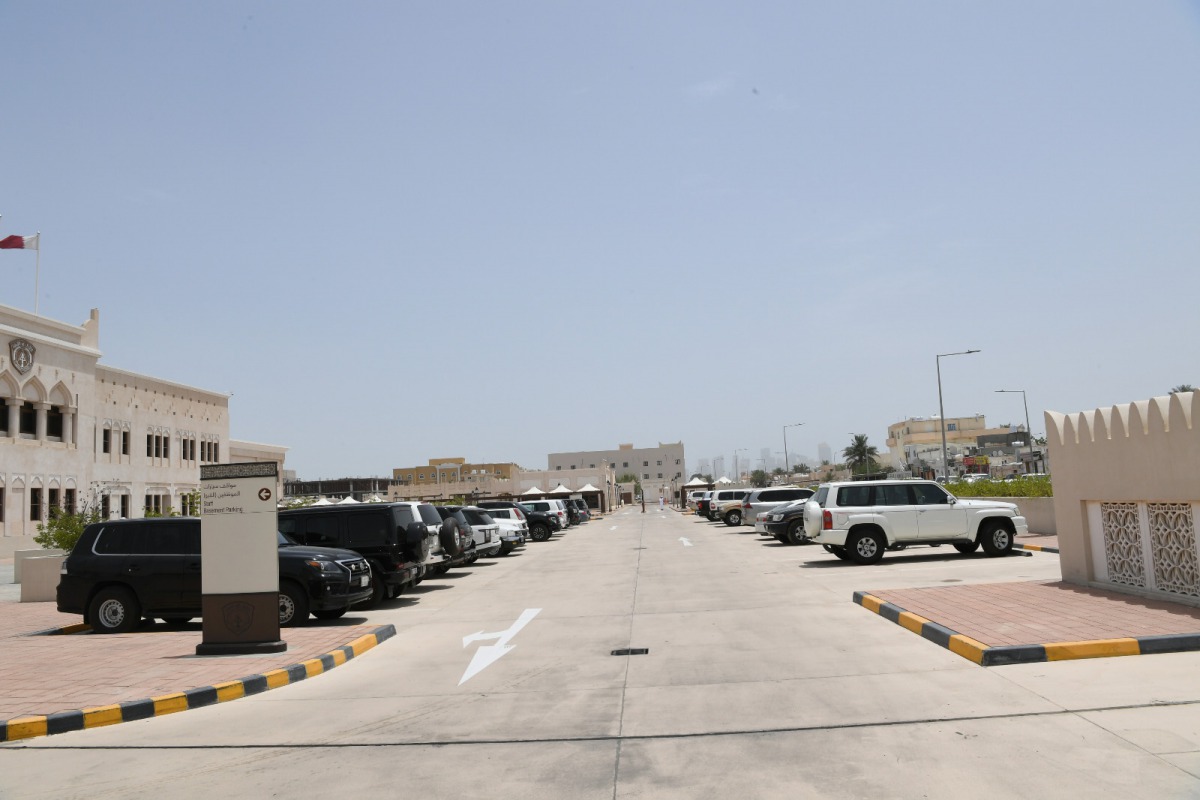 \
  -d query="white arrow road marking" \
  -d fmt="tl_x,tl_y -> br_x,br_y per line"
610,525 -> 618,531
679,537 -> 693,547
459,608 -> 541,685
